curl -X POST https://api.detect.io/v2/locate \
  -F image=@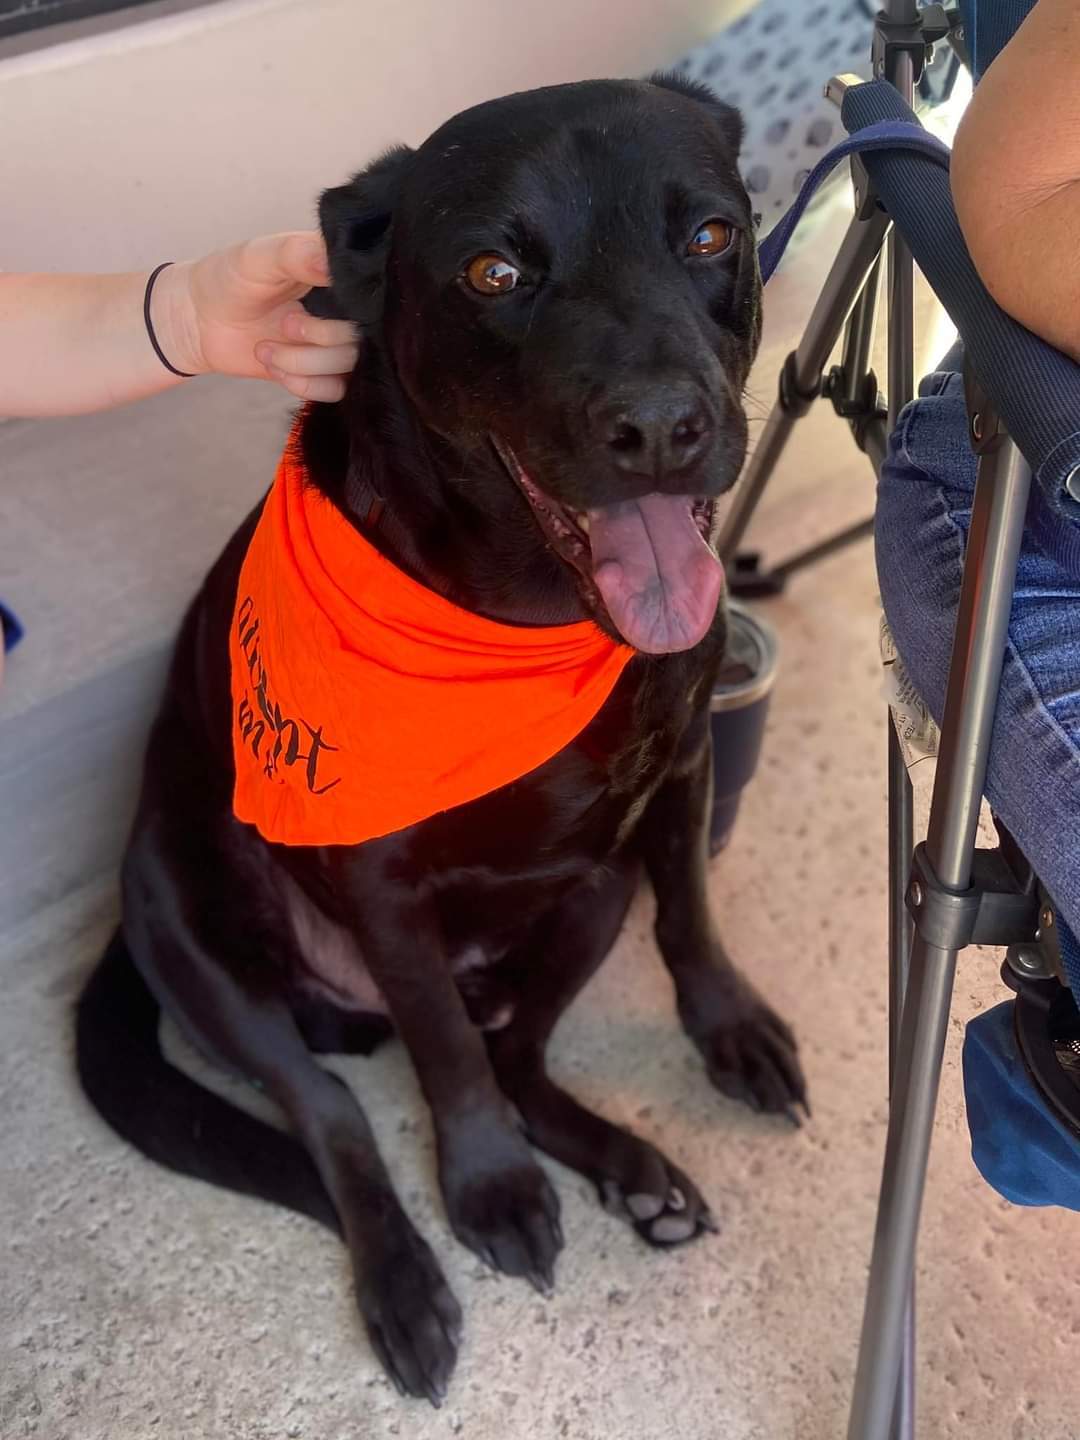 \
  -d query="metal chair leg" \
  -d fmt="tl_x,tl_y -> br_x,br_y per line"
886,723 -> 916,1440
716,207 -> 891,564
883,20 -> 916,1404
847,434 -> 1032,1440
